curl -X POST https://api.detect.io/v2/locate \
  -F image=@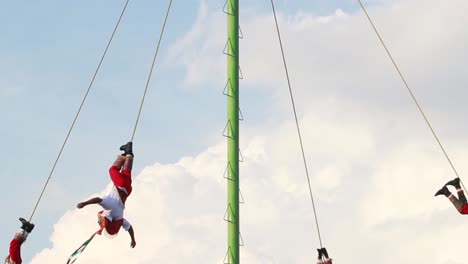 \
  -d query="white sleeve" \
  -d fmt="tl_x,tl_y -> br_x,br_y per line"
122,218 -> 132,231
